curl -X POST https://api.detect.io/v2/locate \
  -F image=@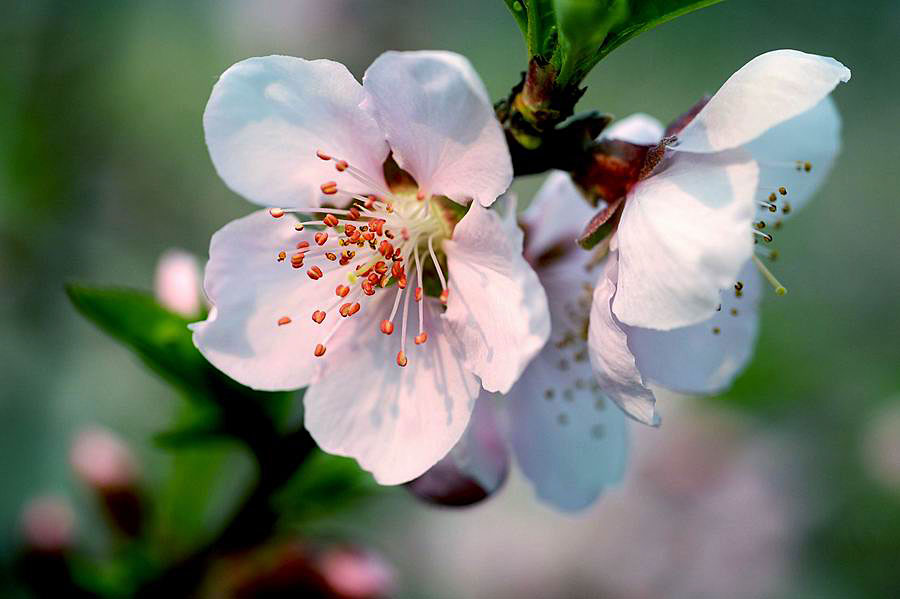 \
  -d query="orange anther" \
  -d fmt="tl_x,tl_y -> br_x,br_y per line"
269,207 -> 285,218
320,182 -> 338,195
440,289 -> 449,305
348,207 -> 360,220
277,251 -> 286,262
325,252 -> 337,261
312,310 -> 326,324
348,302 -> 360,316
307,266 -> 323,280
380,320 -> 394,335
374,261 -> 388,274
314,231 -> 328,245
344,224 -> 356,235
277,316 -> 291,326
314,344 -> 326,357
323,214 -> 339,227
335,284 -> 349,297
296,240 -> 309,249
339,303 -> 352,317
415,332 -> 428,345
316,150 -> 331,161
398,276 -> 407,289
335,160 -> 348,172
362,281 -> 376,296
396,351 -> 408,367
294,223 -> 304,231
391,262 -> 404,278
415,287 -> 423,302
